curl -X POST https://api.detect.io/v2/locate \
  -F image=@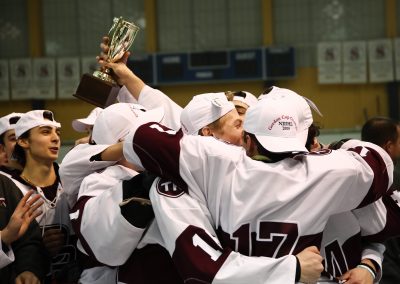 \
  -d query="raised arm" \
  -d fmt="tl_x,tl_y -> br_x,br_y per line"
98,37 -> 182,130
